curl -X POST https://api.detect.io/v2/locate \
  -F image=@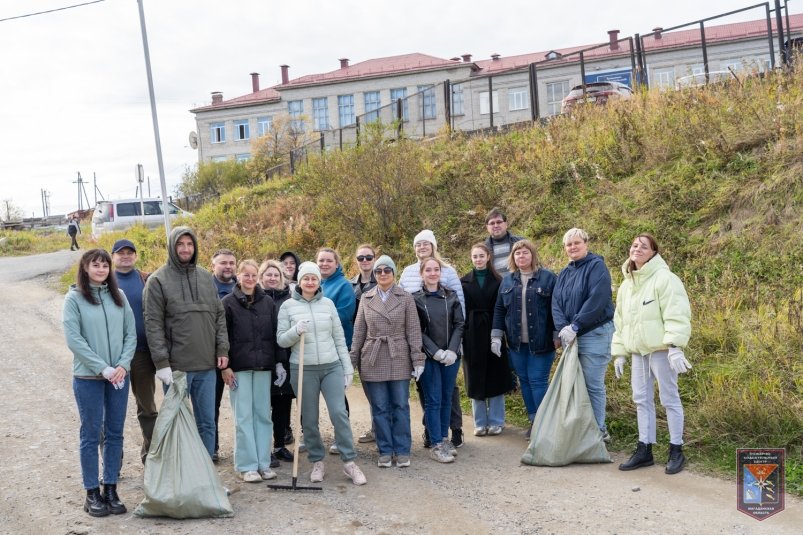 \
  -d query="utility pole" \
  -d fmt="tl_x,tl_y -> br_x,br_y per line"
93,172 -> 97,206
74,172 -> 83,211
41,189 -> 46,218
